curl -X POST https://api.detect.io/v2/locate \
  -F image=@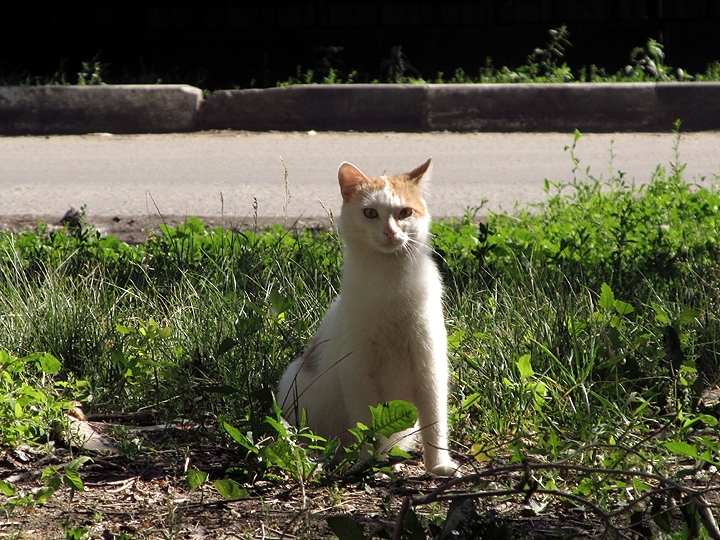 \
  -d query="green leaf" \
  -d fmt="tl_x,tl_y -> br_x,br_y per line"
259,438 -> 293,470
576,477 -> 593,496
678,308 -> 700,325
41,466 -> 59,480
213,479 -> 249,501
34,485 -> 58,504
471,443 -> 494,463
447,330 -> 466,352
65,456 -> 92,472
388,446 -> 412,459
370,401 -> 417,438
632,478 -> 652,493
653,509 -> 673,533
269,287 -> 291,318
221,420 -> 259,454
111,349 -> 126,368
682,414 -> 718,429
664,441 -> 698,459
326,515 -> 366,540
515,354 -> 534,378
0,480 -> 16,496
217,337 -> 239,358
245,300 -> 265,318
185,216 -> 206,235
652,302 -> 670,324
64,525 -> 89,540
157,326 -> 172,339
38,353 -> 61,375
115,324 -> 133,335
187,468 -> 208,490
62,470 -> 84,492
528,380 -> 548,408
159,223 -> 174,238
599,283 -> 615,310
462,393 -> 481,408
264,416 -> 289,438
613,300 -> 634,315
